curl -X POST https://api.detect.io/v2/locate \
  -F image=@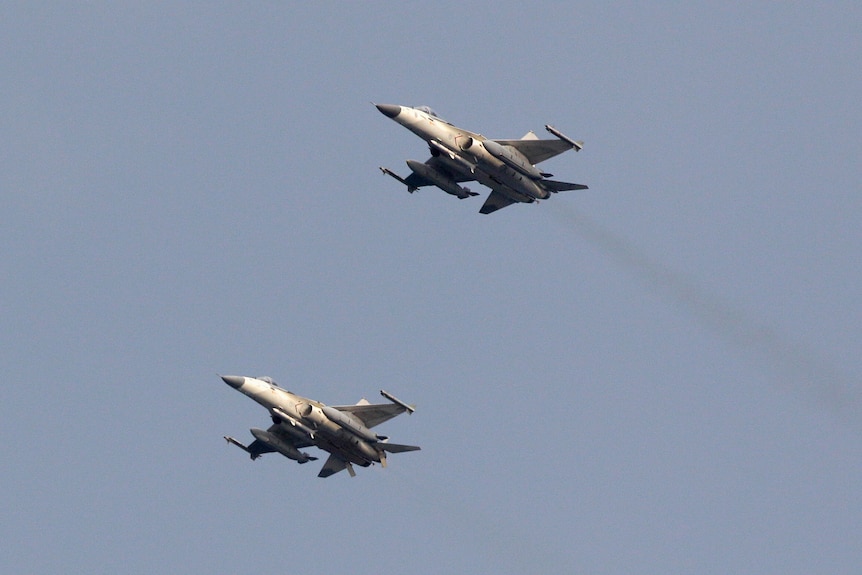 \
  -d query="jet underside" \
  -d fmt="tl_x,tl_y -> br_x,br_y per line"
221,375 -> 419,478
376,103 -> 587,214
